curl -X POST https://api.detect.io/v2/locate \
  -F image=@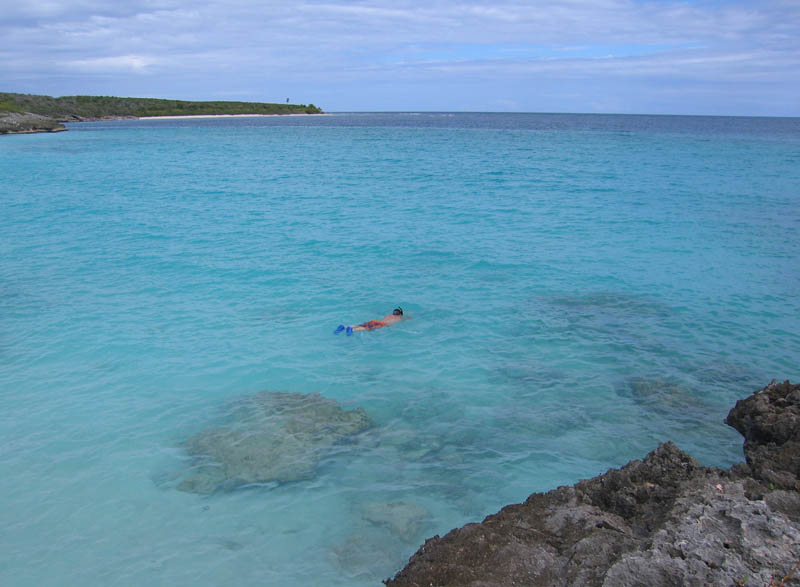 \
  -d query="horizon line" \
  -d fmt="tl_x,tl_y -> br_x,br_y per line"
325,110 -> 800,120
